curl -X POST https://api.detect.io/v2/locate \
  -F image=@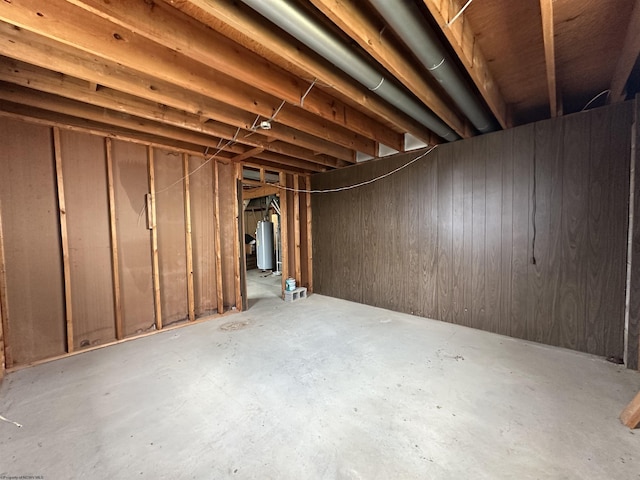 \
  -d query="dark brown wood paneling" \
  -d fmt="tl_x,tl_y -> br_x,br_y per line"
112,140 -> 155,336
451,141 -> 466,322
471,135 -> 487,331
437,149 -> 453,322
628,97 -> 640,370
189,155 -> 218,317
485,133 -> 503,334
510,124 -> 534,340
528,118 -> 562,346
312,102 -> 633,361
419,151 -> 439,319
59,130 -> 116,349
498,129 -> 514,336
0,119 -> 66,365
557,113 -> 590,351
